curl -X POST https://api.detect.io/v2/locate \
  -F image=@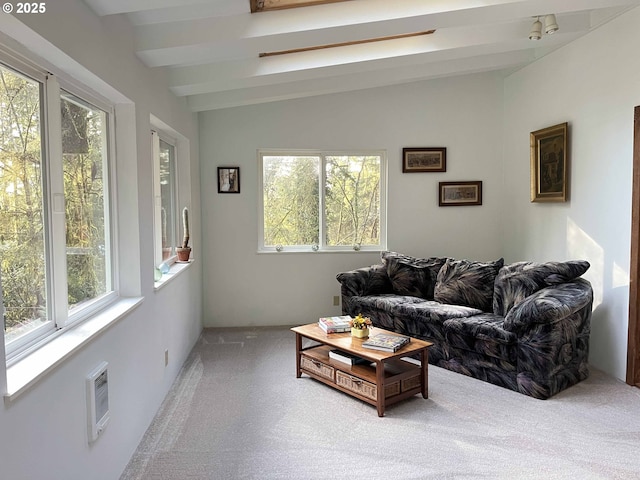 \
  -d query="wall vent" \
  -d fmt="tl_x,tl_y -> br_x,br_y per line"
86,361 -> 109,443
